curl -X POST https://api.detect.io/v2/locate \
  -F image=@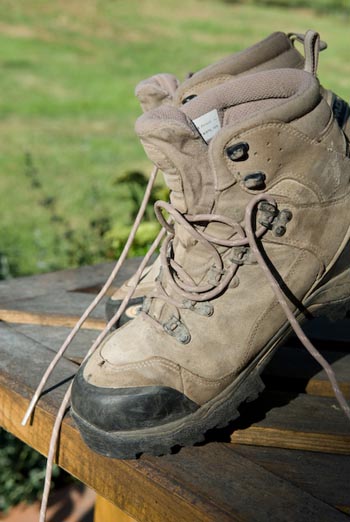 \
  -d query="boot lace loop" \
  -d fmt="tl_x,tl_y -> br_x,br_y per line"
152,199 -> 268,306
